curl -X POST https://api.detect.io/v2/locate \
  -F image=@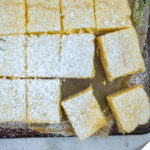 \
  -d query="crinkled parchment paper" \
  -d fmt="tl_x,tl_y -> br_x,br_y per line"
1,0 -> 149,137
